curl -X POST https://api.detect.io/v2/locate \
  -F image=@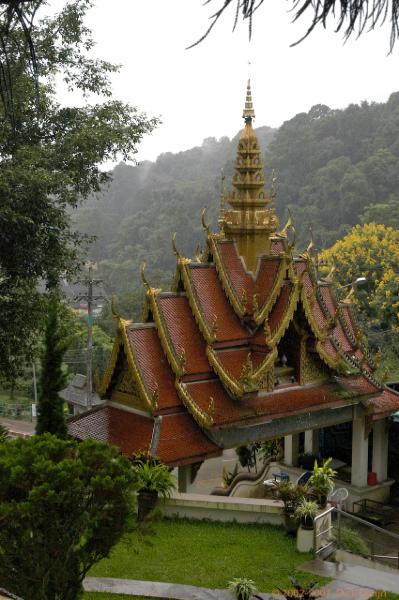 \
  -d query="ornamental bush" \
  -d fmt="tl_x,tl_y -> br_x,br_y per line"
0,434 -> 135,600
